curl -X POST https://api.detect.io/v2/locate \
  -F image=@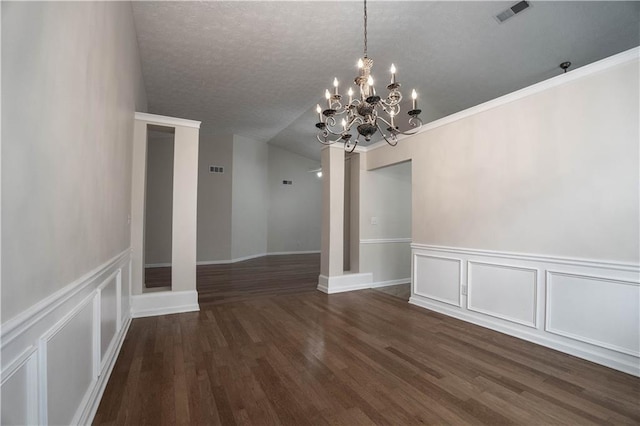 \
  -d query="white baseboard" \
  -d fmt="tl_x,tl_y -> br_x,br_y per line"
197,250 -> 320,265
317,272 -> 374,294
131,290 -> 199,318
370,278 -> 411,288
144,262 -> 171,268
409,295 -> 639,376
266,250 -> 321,256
